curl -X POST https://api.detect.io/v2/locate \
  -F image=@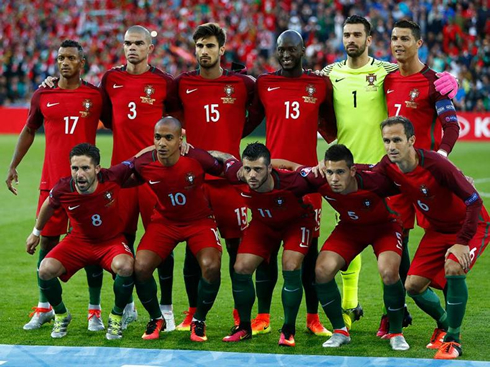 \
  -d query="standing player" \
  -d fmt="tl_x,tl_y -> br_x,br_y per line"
217,143 -> 317,347
100,25 -> 180,330
244,29 -> 336,337
6,40 -> 108,332
25,143 -> 135,340
132,117 -> 223,343
320,15 -> 458,329
377,19 -> 461,336
173,23 -> 255,330
377,116 -> 489,359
